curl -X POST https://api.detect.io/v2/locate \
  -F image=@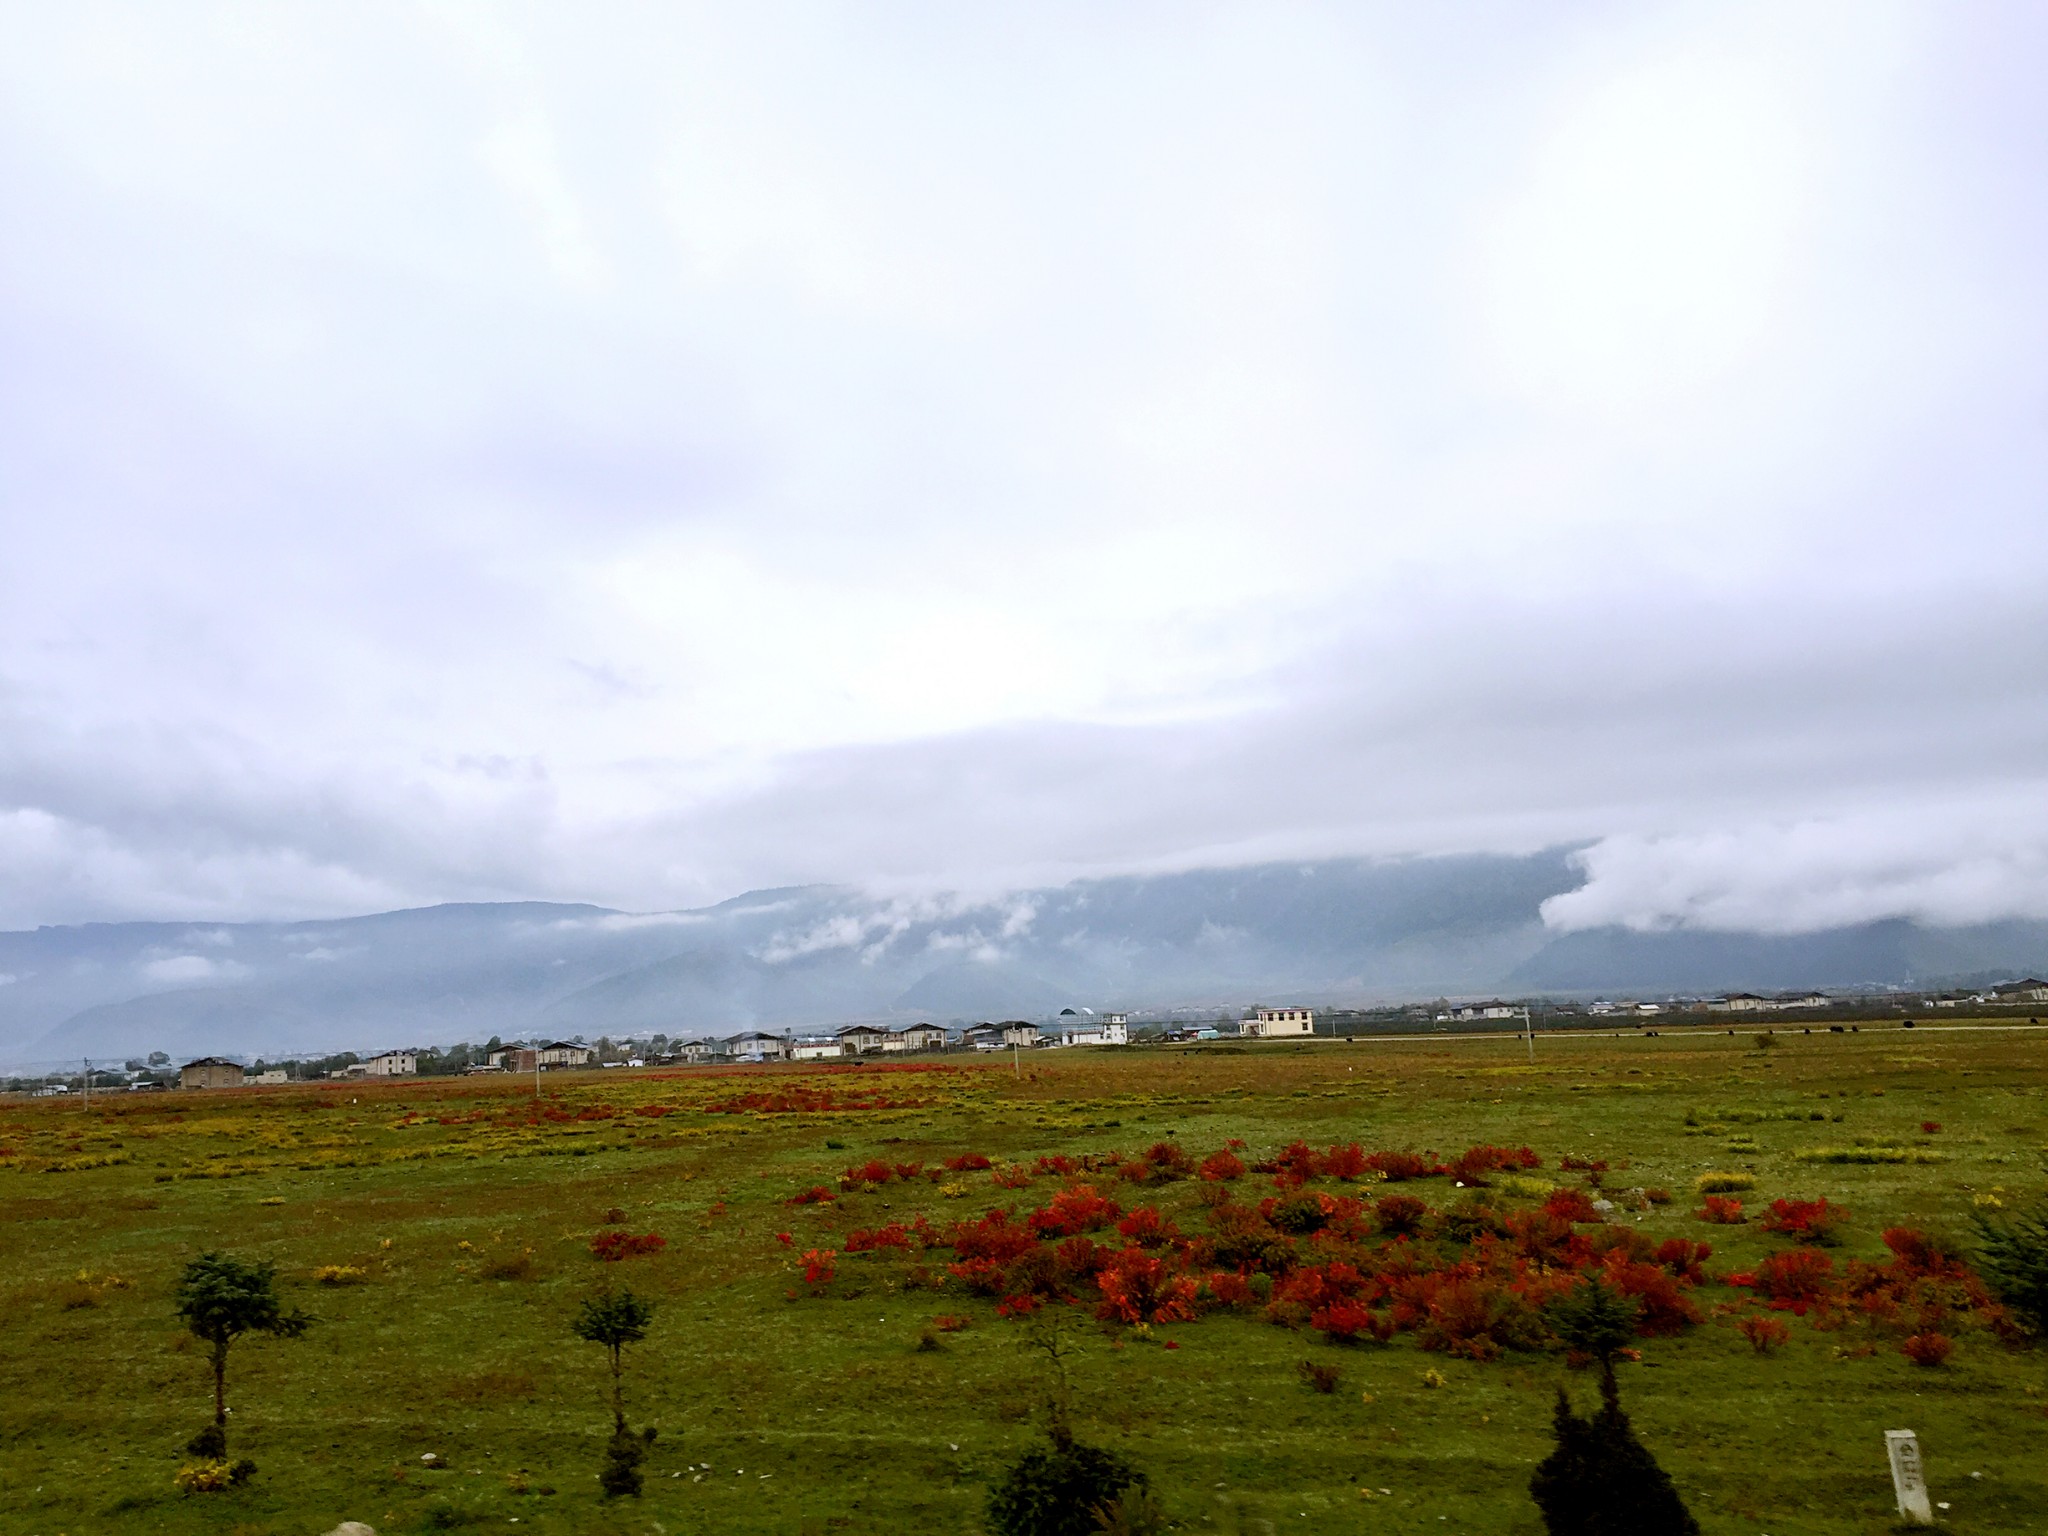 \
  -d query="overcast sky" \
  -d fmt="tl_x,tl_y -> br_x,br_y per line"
2,2 -> 2044,936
